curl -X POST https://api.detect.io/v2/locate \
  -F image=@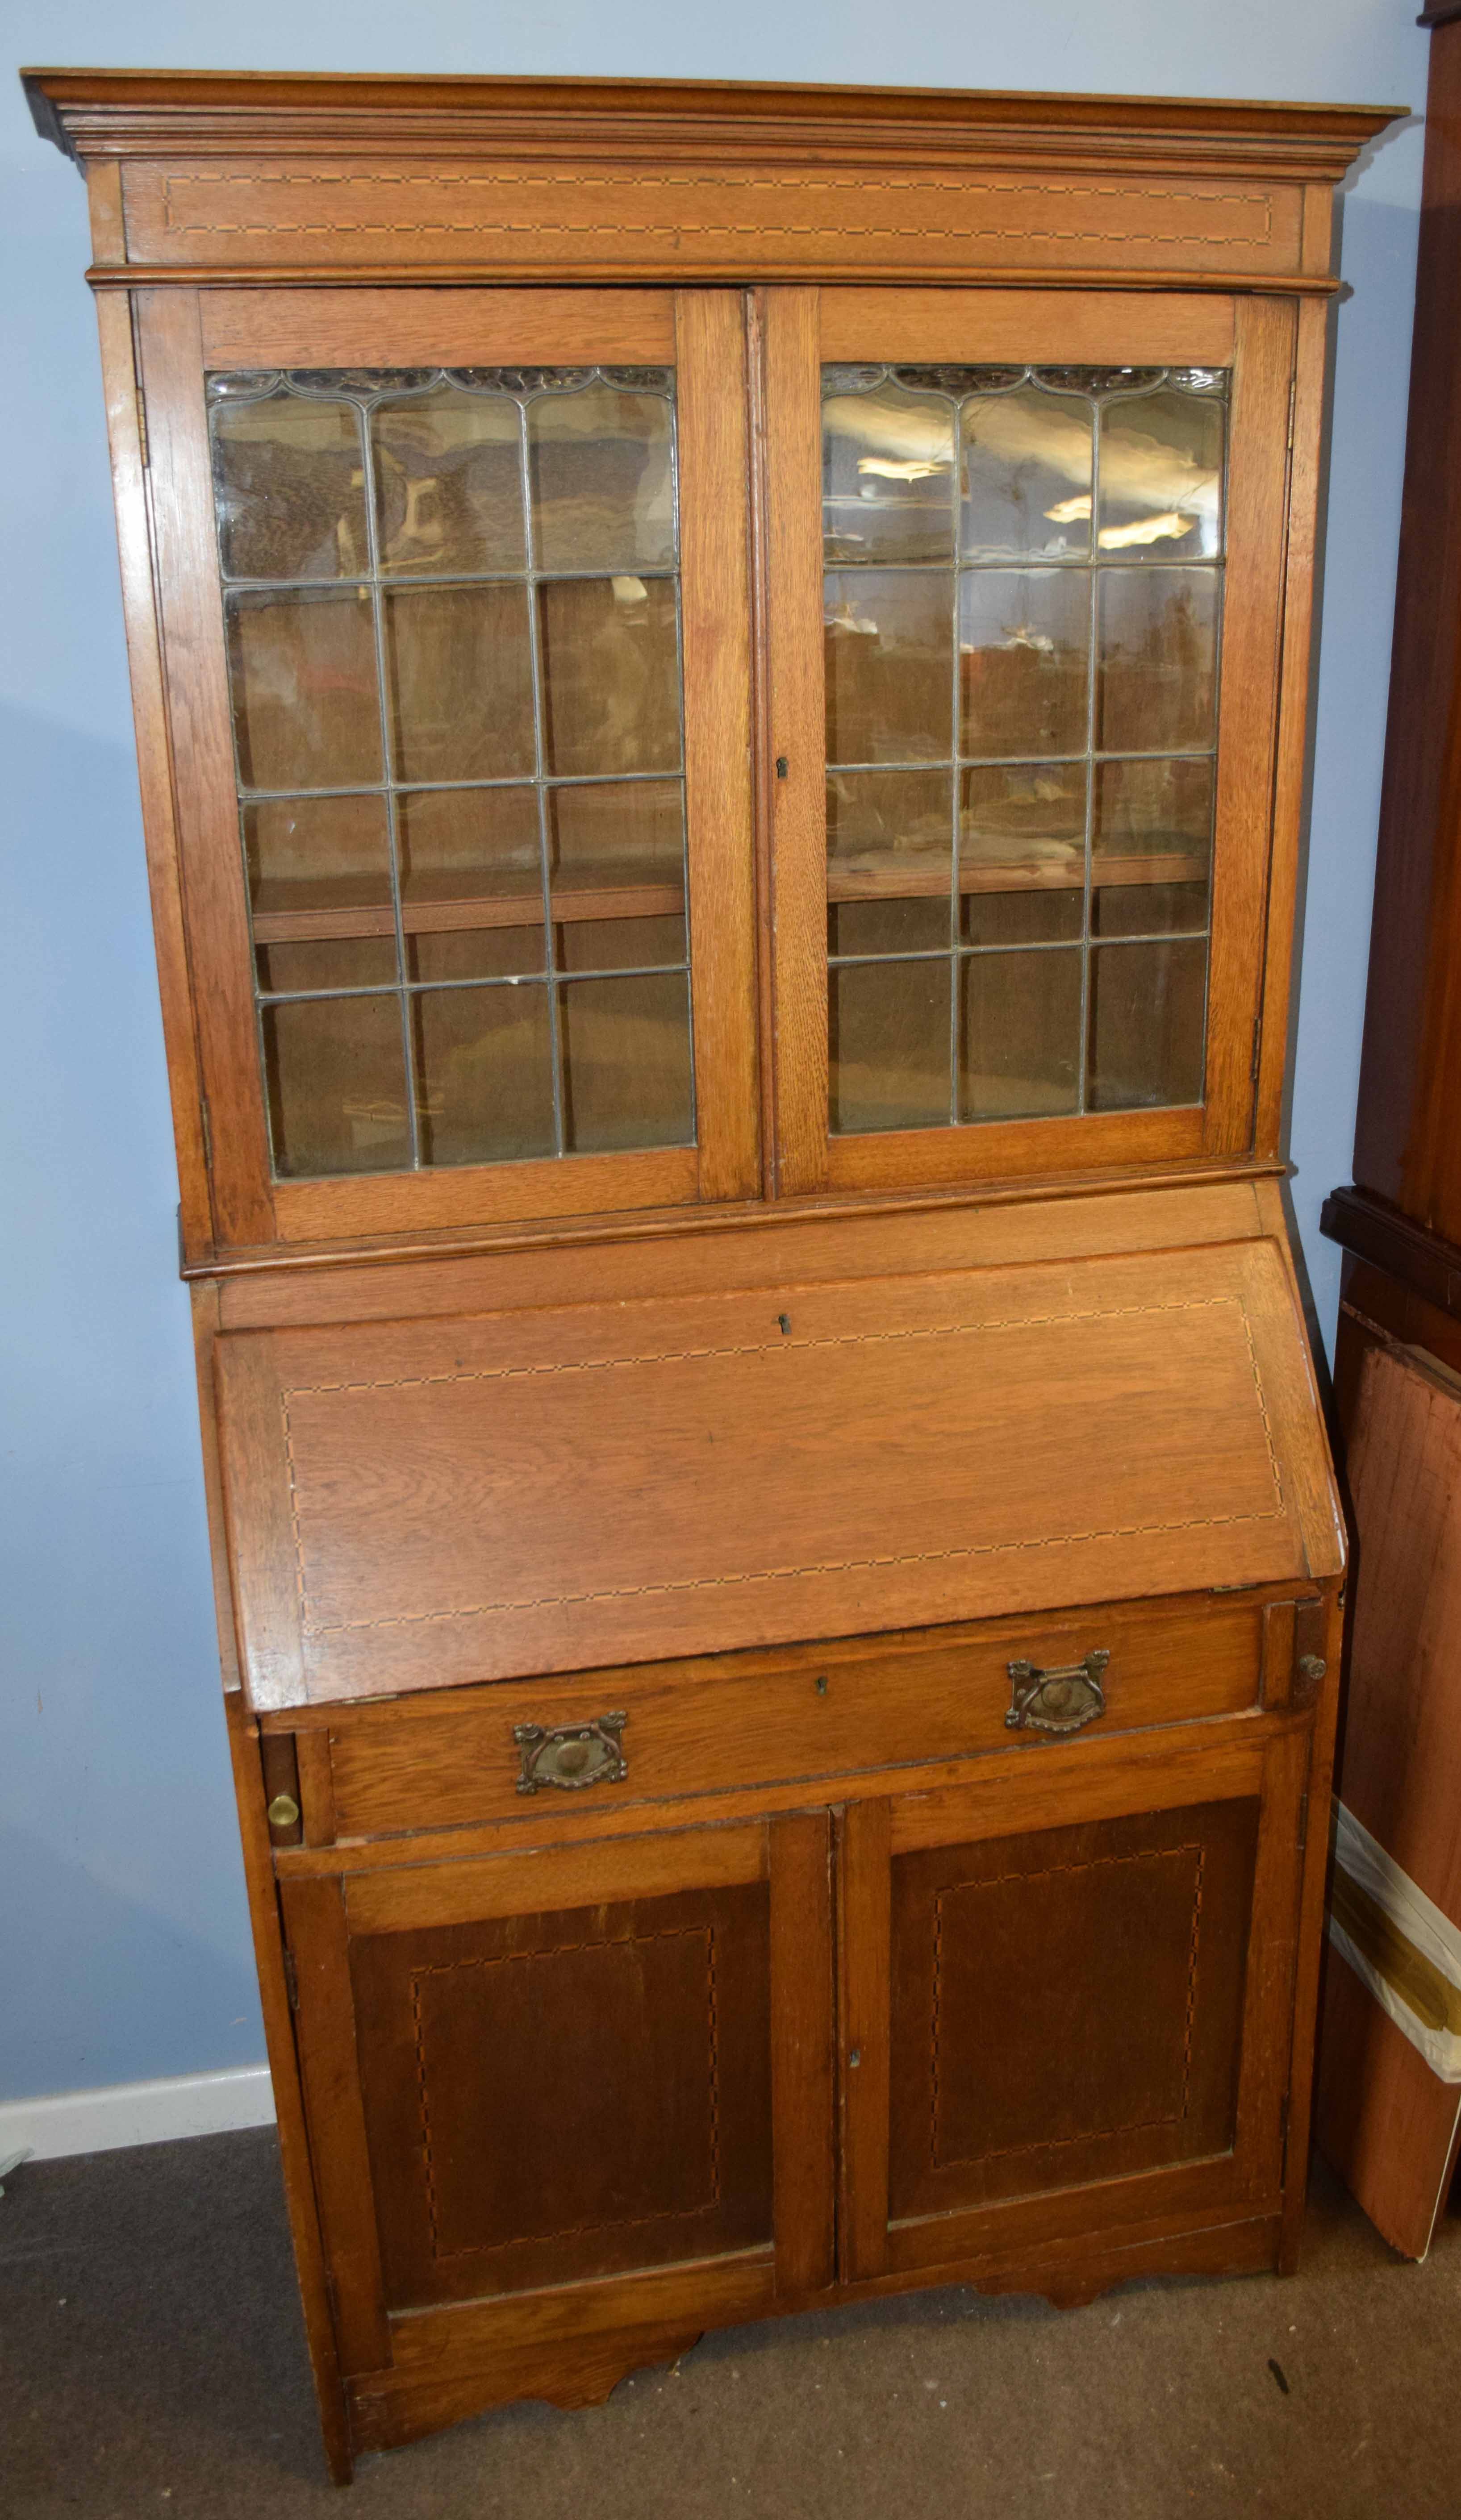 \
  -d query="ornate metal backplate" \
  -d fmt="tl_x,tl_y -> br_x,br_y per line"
513,1712 -> 629,1794
1004,1649 -> 1110,1736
